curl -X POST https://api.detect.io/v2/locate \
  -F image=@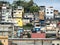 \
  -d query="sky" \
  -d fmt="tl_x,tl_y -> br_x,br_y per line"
34,0 -> 60,11
2,0 -> 60,11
